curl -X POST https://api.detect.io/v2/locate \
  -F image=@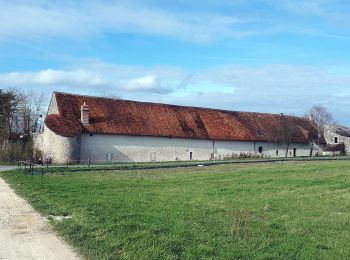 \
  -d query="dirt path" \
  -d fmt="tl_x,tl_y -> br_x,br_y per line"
0,173 -> 80,260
